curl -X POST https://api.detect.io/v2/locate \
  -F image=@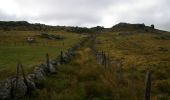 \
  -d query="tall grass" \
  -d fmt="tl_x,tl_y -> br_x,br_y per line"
95,32 -> 170,99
